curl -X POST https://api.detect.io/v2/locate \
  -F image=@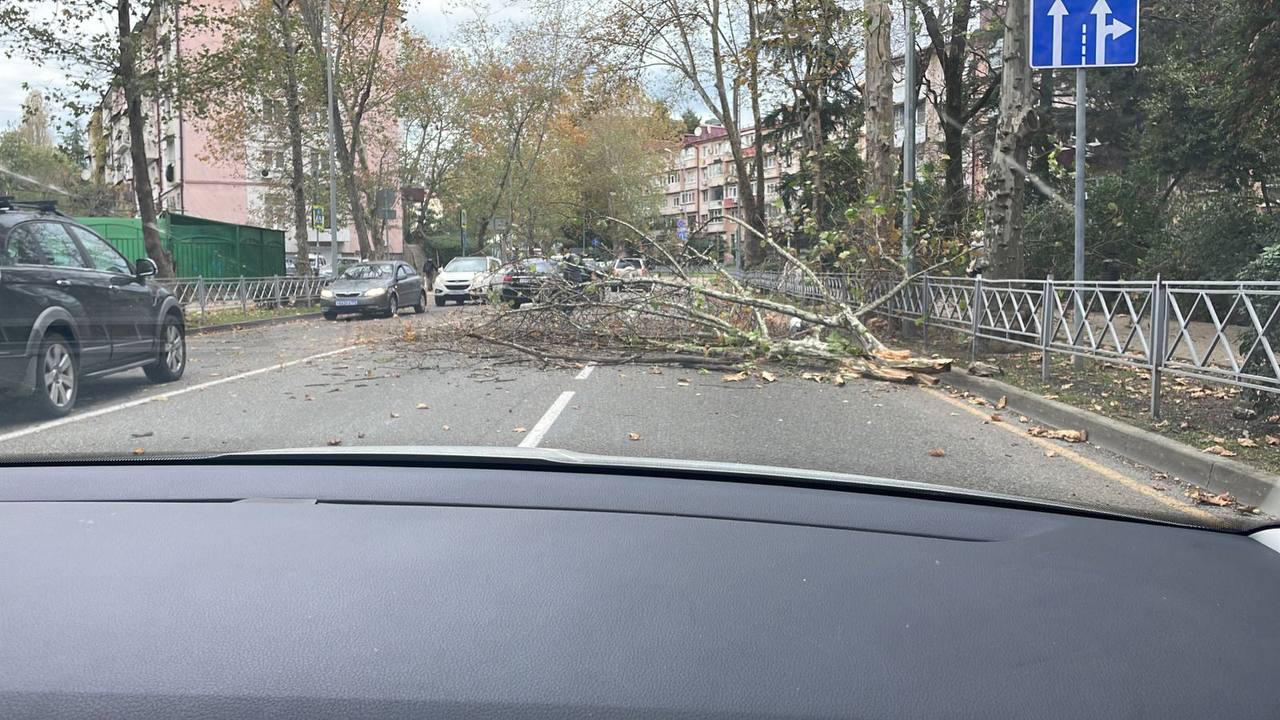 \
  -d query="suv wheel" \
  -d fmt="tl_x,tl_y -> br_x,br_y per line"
144,316 -> 186,383
434,295 -> 446,307
33,333 -> 77,417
